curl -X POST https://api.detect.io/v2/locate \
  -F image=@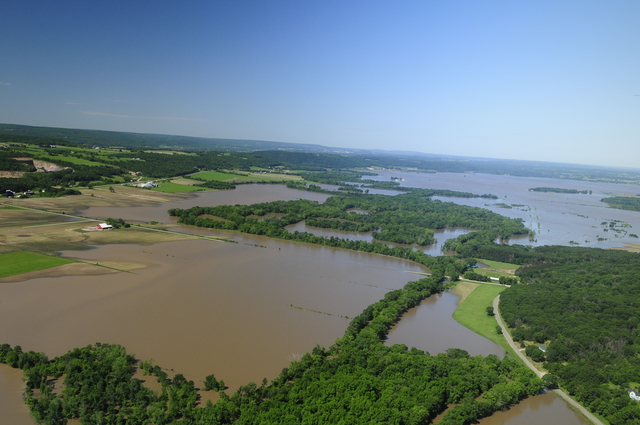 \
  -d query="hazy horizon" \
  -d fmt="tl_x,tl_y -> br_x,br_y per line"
2,1 -> 639,168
